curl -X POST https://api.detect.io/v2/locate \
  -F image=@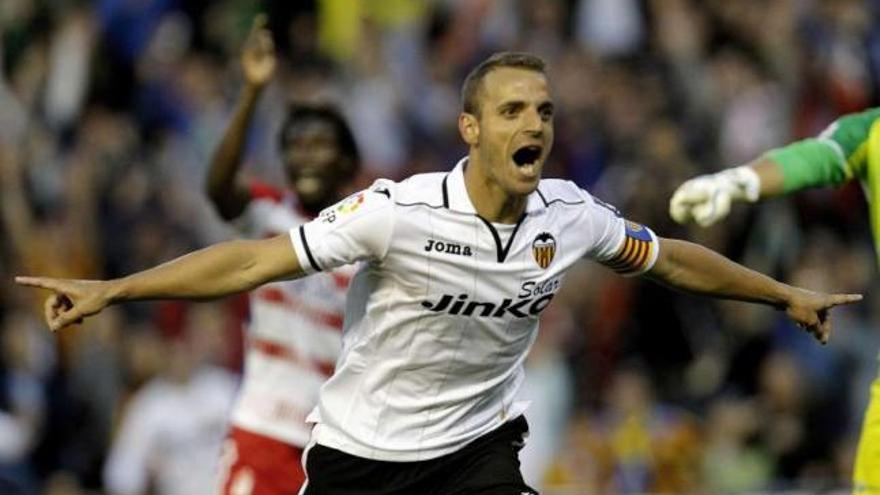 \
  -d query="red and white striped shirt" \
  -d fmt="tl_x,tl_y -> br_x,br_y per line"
230,181 -> 353,447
